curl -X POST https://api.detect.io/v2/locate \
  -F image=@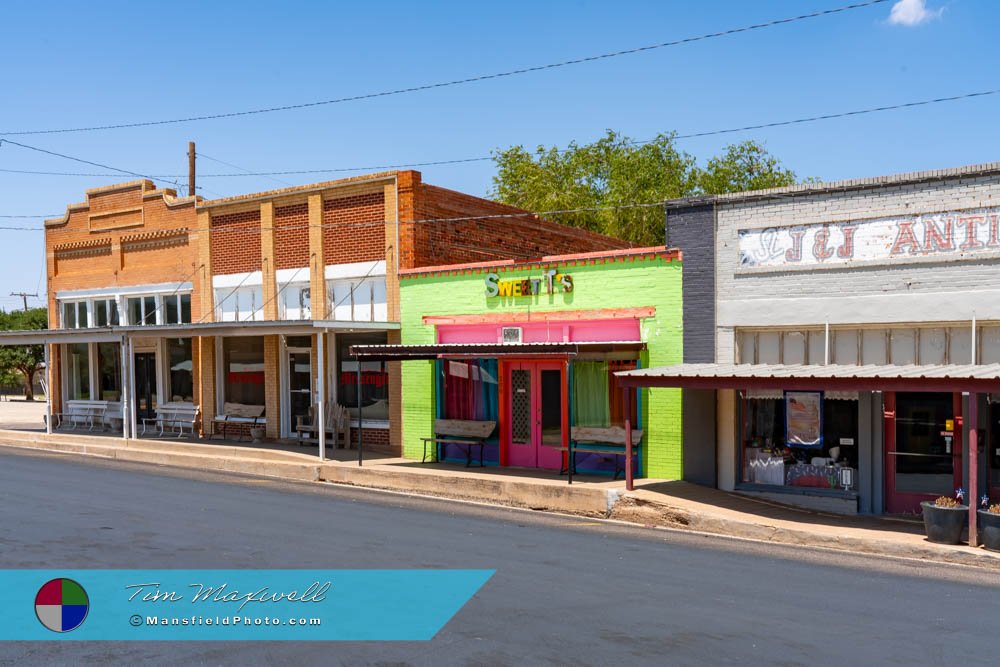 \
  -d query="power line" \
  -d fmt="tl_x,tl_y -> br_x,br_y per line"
0,1 -> 889,137
0,139 -> 184,191
2,84 -> 997,181
196,151 -> 294,188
